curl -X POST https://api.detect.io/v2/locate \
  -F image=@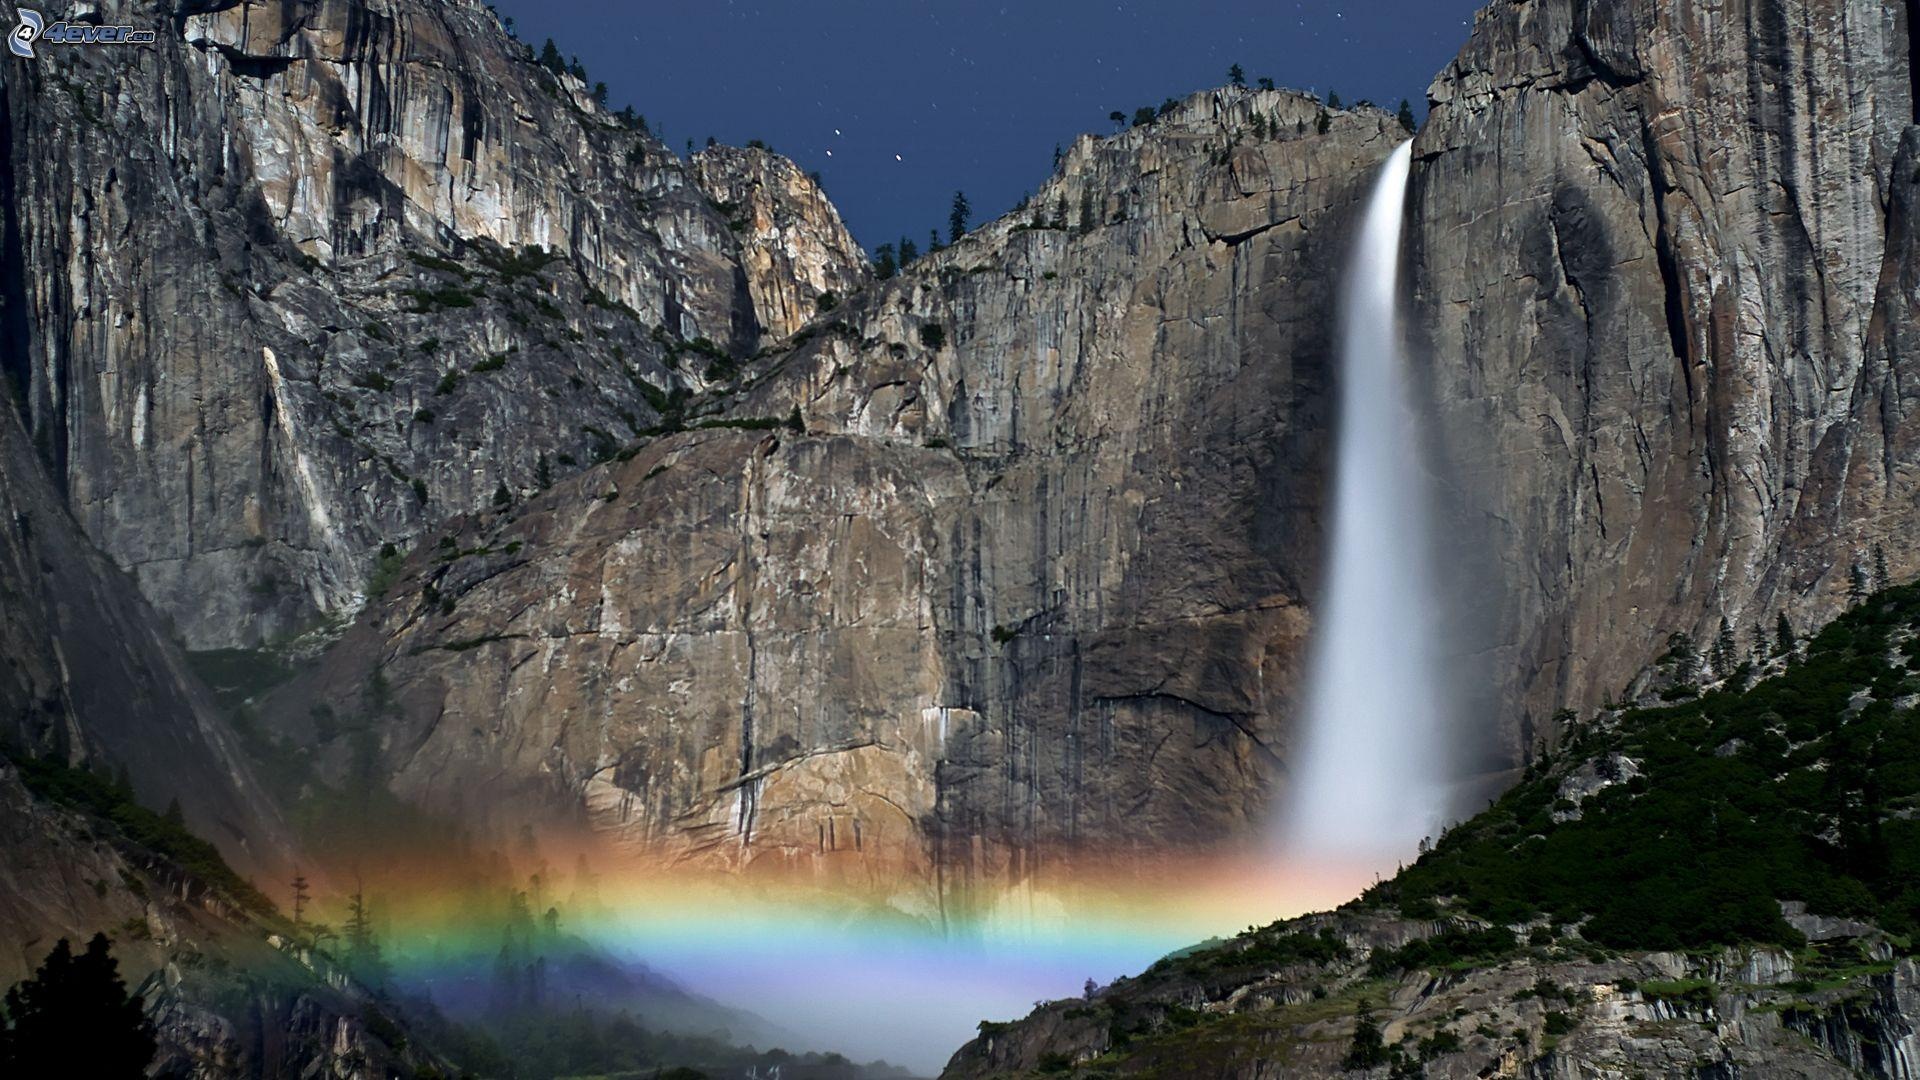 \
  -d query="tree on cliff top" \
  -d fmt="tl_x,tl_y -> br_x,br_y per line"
949,191 -> 971,244
1228,63 -> 1246,87
1,934 -> 155,1078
